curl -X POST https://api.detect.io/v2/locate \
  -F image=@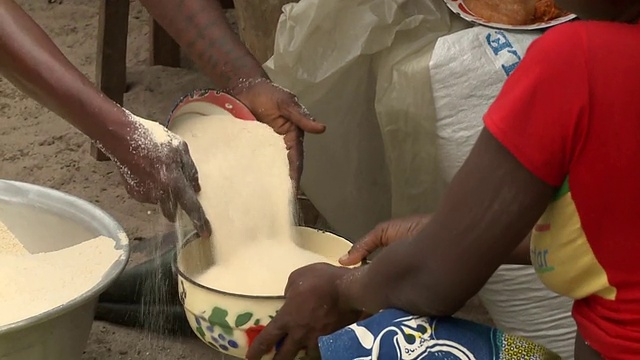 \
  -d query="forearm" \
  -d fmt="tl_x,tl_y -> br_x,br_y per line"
139,0 -> 267,92
504,233 -> 532,265
0,0 -> 129,150
338,238 -> 460,317
337,215 -> 521,317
